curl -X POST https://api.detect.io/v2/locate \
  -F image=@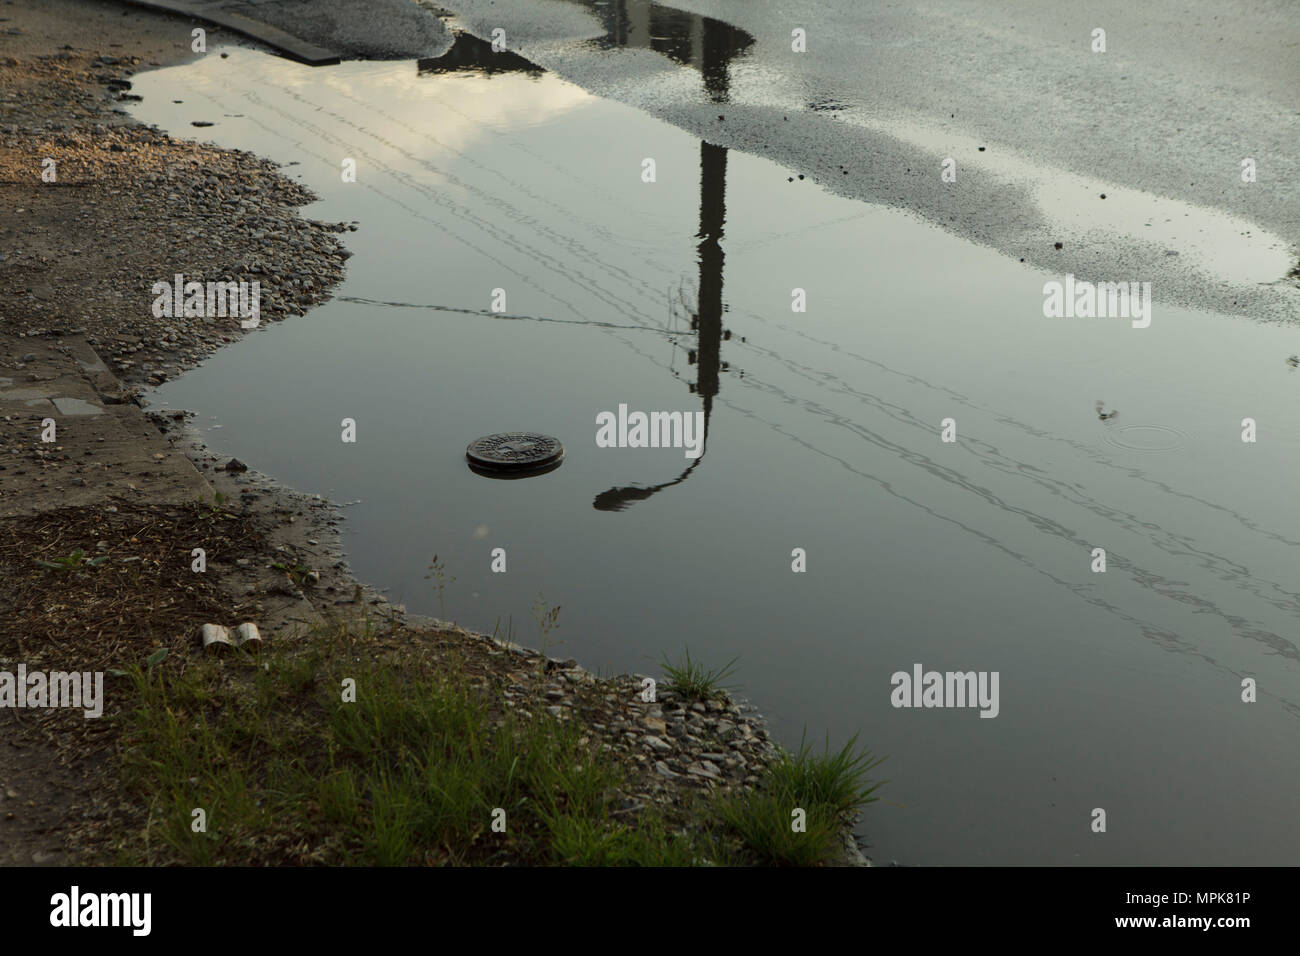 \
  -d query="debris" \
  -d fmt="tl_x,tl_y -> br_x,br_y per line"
200,623 -> 230,650
200,621 -> 262,652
